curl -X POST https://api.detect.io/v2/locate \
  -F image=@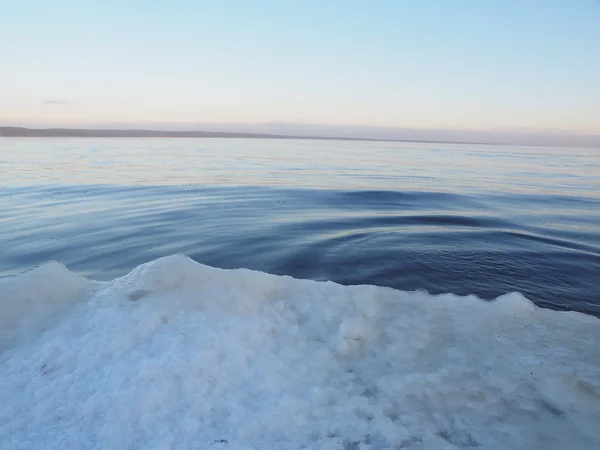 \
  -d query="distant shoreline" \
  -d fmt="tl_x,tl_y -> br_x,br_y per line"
0,126 -> 490,146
